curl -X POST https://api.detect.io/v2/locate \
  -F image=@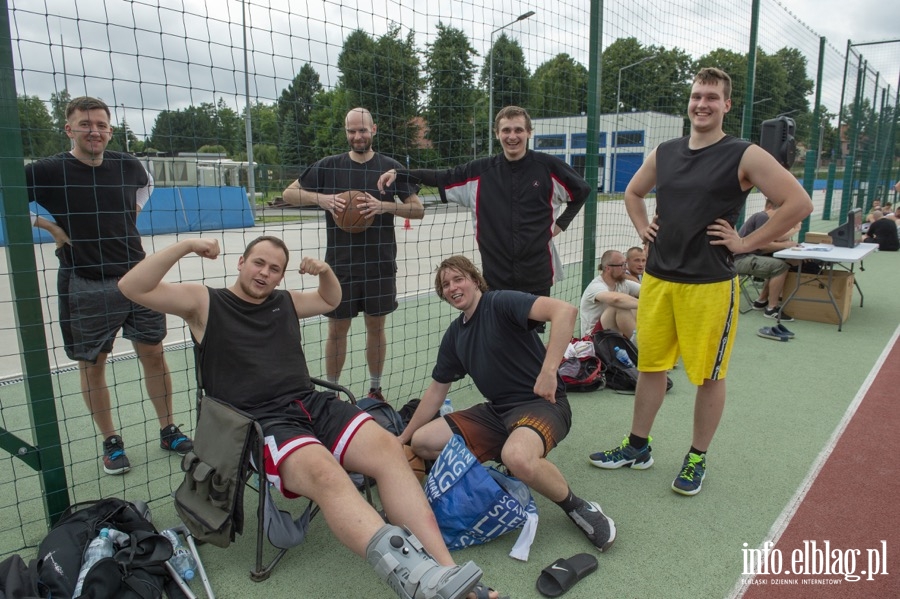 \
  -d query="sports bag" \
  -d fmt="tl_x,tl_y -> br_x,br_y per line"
174,395 -> 254,548
425,435 -> 538,561
356,396 -> 406,435
560,336 -> 605,392
592,329 -> 673,393
33,498 -> 183,599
